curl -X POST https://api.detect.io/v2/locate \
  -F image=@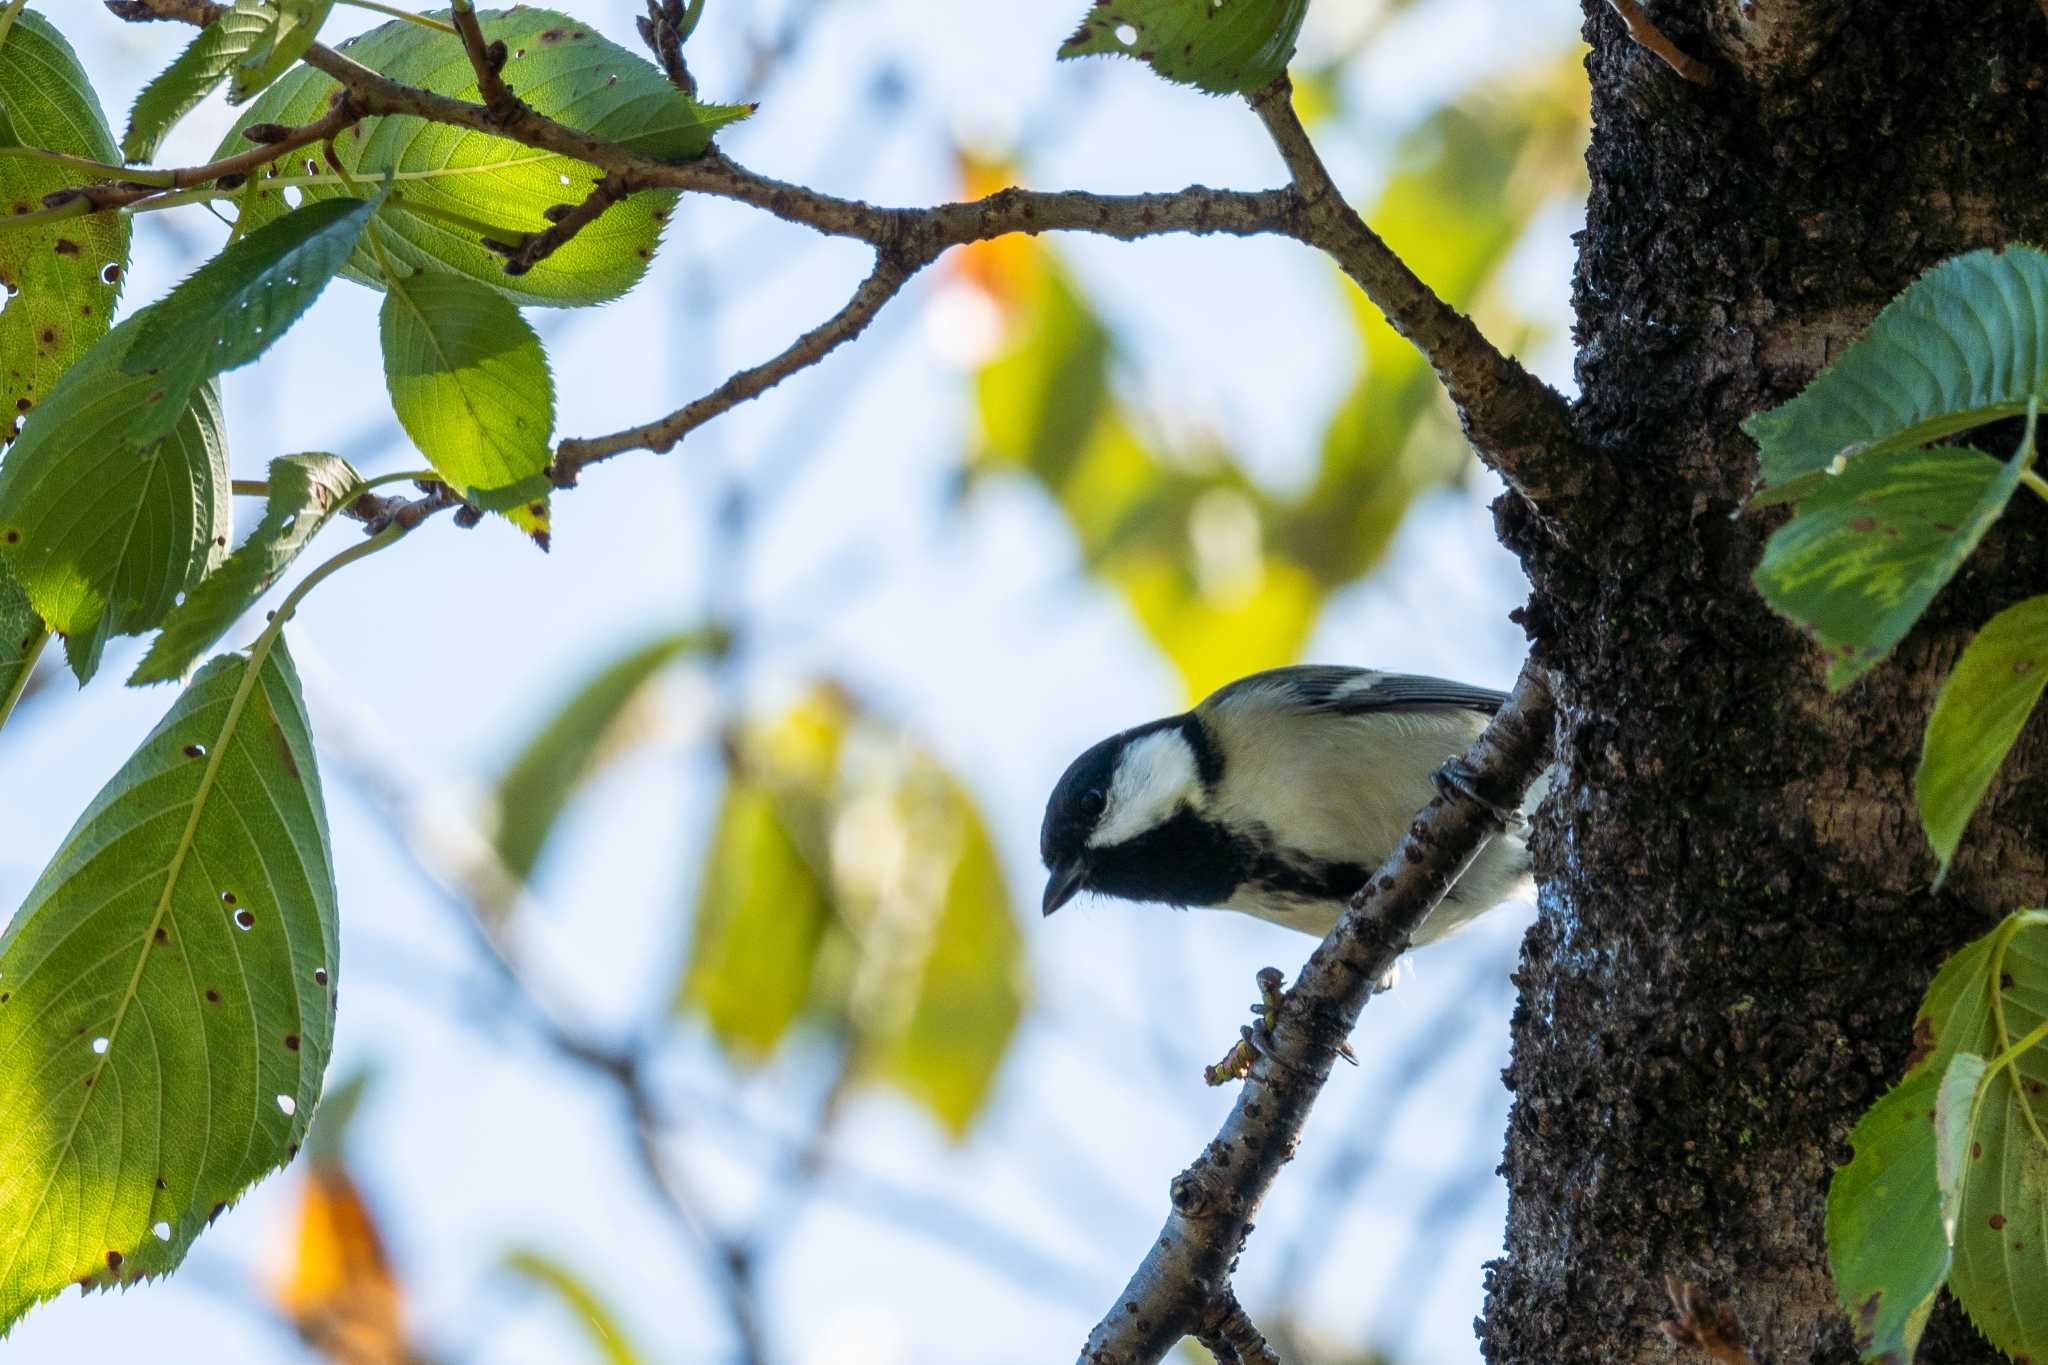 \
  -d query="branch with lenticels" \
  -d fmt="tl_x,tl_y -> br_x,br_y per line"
92,0 -> 1588,520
